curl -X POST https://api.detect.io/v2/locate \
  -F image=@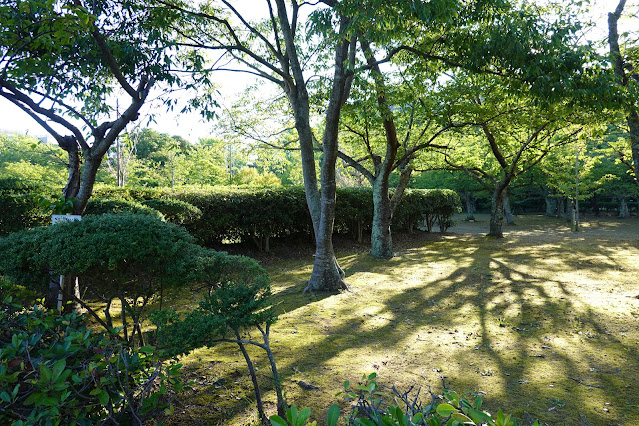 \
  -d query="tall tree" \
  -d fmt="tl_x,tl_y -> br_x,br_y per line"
0,0 -> 182,213
156,0 -> 358,292
608,0 -> 639,186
